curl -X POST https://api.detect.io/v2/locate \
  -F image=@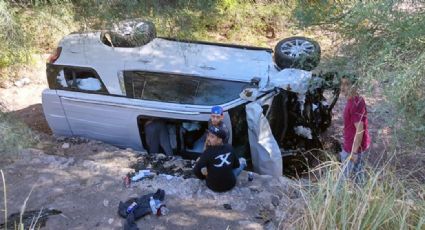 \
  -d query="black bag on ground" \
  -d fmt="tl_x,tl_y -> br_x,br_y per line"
123,213 -> 139,230
118,189 -> 165,220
